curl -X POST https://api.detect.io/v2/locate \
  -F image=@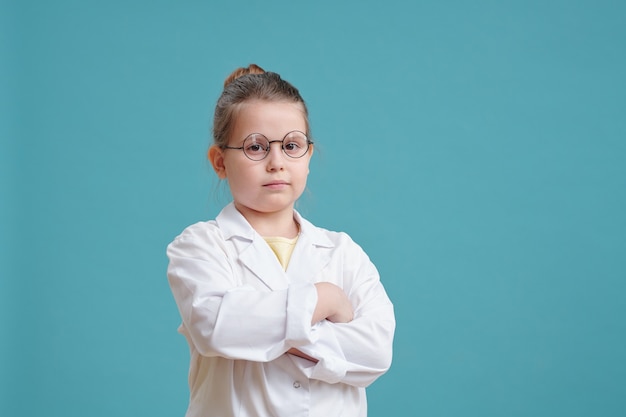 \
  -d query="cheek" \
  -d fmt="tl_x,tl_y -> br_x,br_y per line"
226,169 -> 246,186
297,164 -> 311,183
223,158 -> 246,179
